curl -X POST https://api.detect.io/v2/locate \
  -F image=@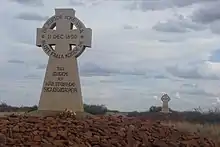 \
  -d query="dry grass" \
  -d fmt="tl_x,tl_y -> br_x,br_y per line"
165,121 -> 220,144
0,112 -> 25,117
